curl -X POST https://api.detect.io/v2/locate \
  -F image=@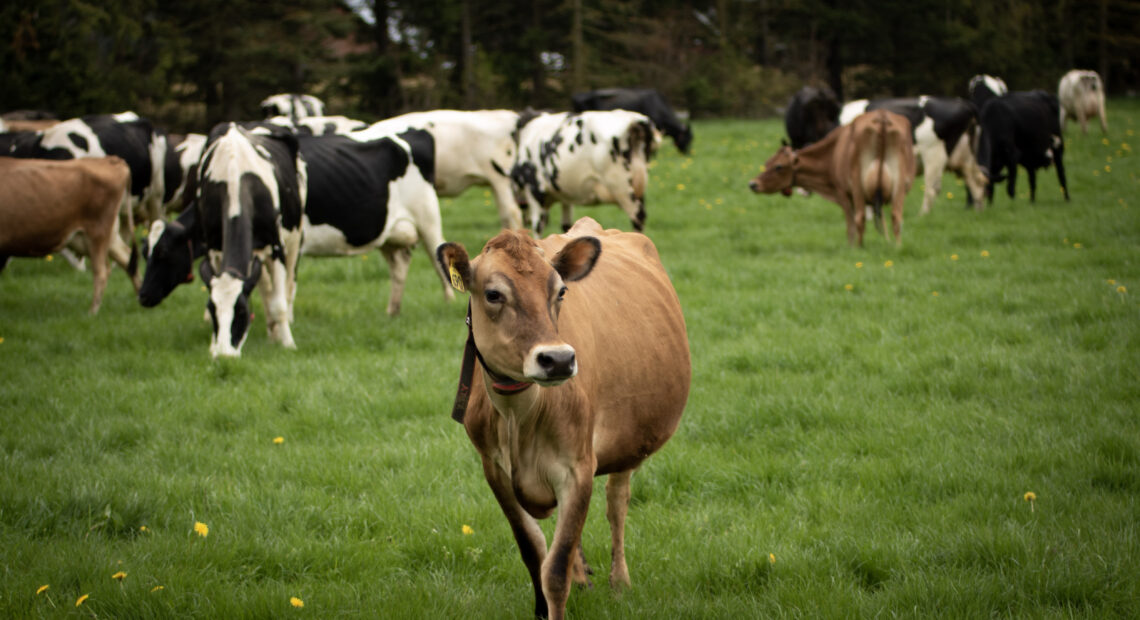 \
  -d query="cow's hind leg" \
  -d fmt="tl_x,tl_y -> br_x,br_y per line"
380,245 -> 412,317
259,258 -> 296,348
1026,167 -> 1038,202
1053,140 -> 1069,201
606,470 -> 634,590
561,203 -> 574,233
